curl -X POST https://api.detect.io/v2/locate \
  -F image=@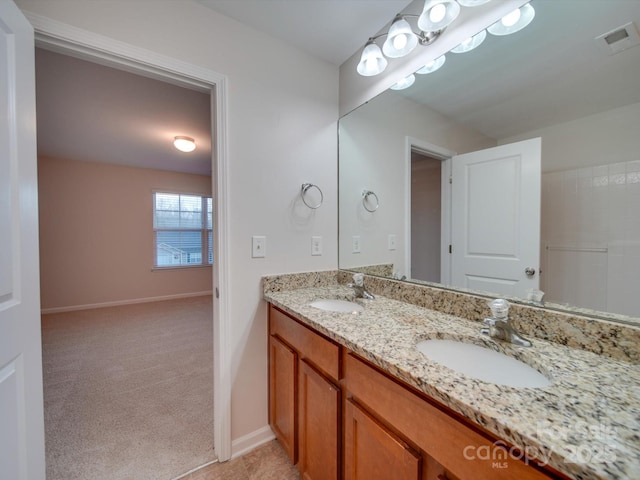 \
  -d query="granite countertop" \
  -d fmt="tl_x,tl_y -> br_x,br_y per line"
264,285 -> 640,480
